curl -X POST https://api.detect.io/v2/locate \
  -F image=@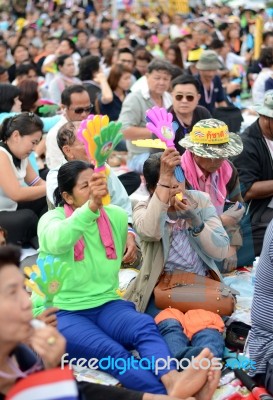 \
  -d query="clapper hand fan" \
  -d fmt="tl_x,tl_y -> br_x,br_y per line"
77,115 -> 123,205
